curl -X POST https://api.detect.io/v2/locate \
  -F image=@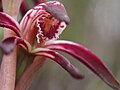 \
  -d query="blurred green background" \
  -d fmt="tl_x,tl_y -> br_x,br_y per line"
1,0 -> 120,90
27,0 -> 120,90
